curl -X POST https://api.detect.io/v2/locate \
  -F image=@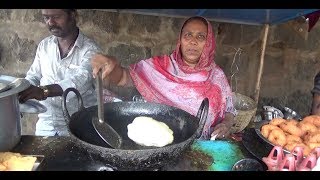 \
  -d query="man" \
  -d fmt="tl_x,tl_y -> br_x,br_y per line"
311,71 -> 320,115
19,9 -> 101,136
